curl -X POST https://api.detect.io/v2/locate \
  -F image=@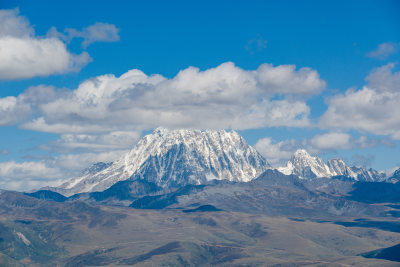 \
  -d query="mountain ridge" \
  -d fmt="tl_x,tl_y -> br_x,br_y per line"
278,149 -> 385,181
45,129 -> 392,197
